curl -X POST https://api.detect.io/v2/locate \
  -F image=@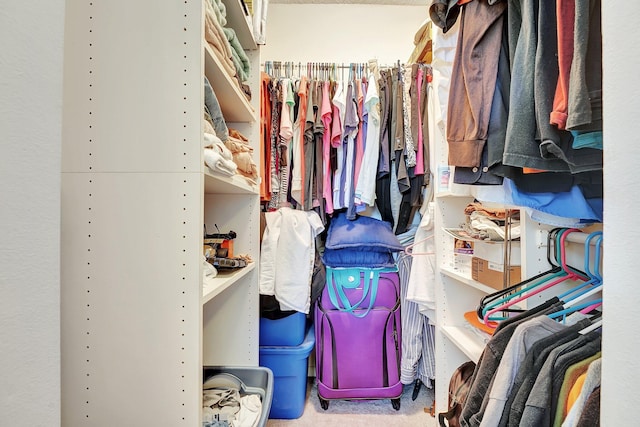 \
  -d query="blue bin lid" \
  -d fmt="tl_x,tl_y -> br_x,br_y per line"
259,325 -> 315,356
